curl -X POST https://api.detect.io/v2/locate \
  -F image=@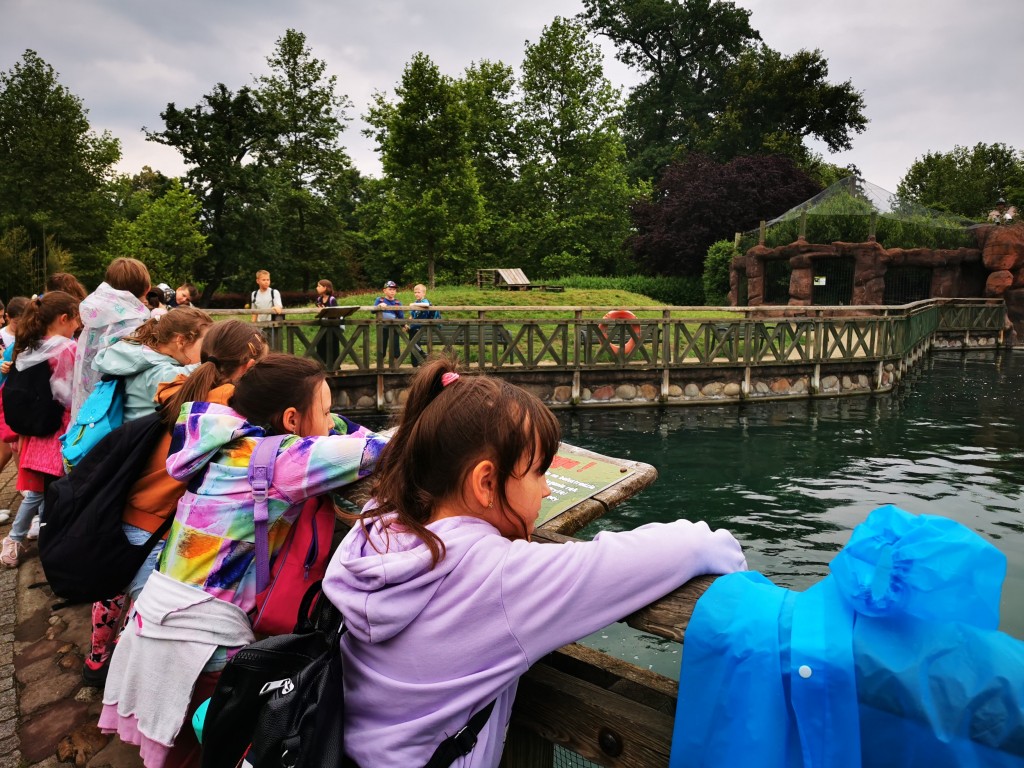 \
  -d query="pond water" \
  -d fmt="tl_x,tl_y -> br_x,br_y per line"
558,350 -> 1024,675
